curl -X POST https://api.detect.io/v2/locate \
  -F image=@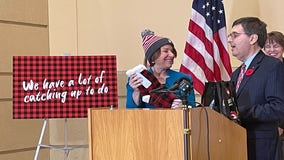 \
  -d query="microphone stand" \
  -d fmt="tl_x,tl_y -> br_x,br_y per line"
177,79 -> 192,160
150,78 -> 192,160
182,93 -> 190,160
